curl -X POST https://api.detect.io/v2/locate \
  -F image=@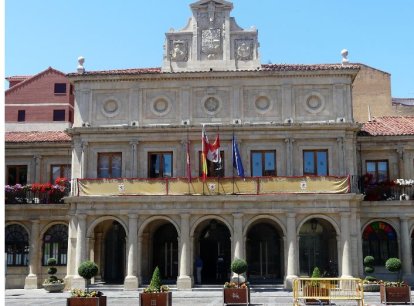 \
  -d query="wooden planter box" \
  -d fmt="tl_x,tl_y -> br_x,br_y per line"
139,292 -> 172,306
223,287 -> 250,305
380,284 -> 411,304
304,285 -> 330,304
66,296 -> 107,306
